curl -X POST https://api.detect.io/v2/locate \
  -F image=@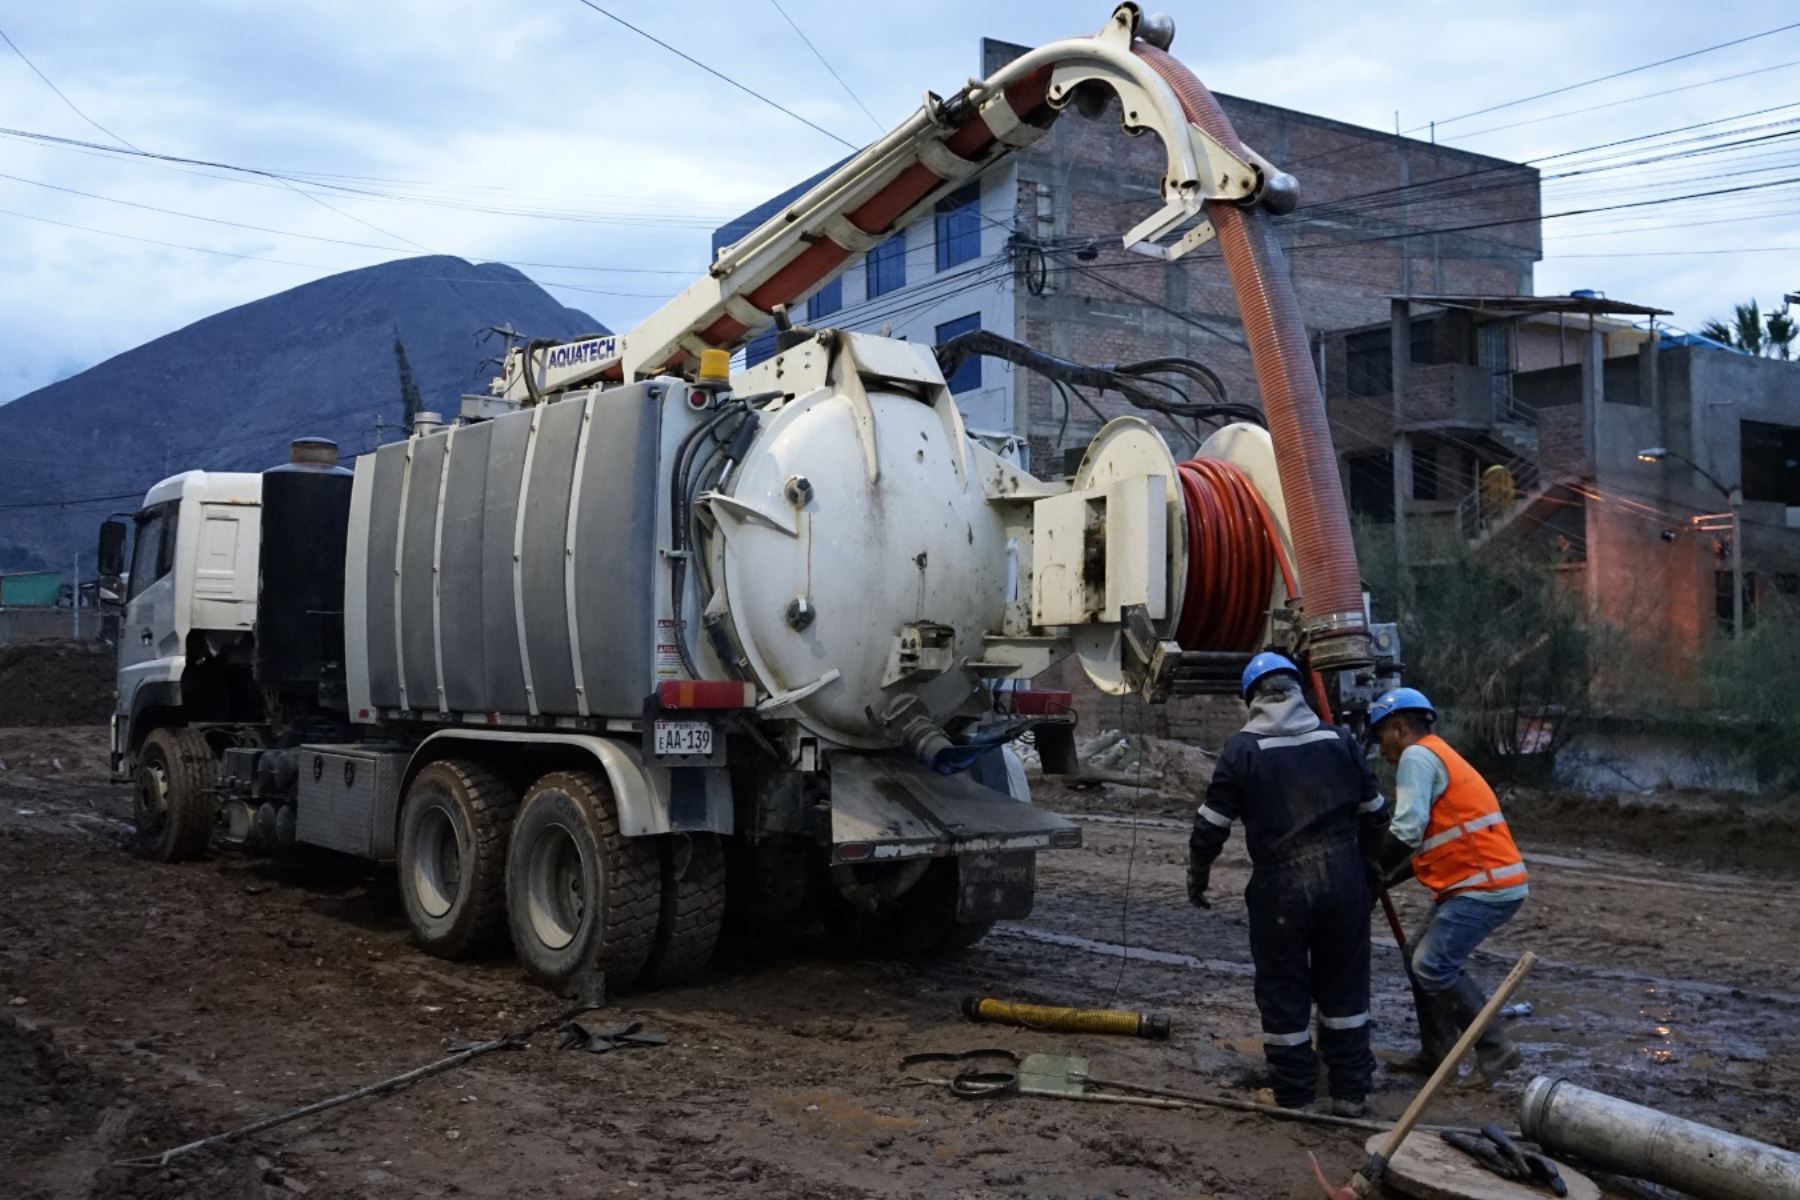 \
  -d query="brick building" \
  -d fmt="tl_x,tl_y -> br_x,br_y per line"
1322,296 -> 1800,672
714,37 -> 1543,476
